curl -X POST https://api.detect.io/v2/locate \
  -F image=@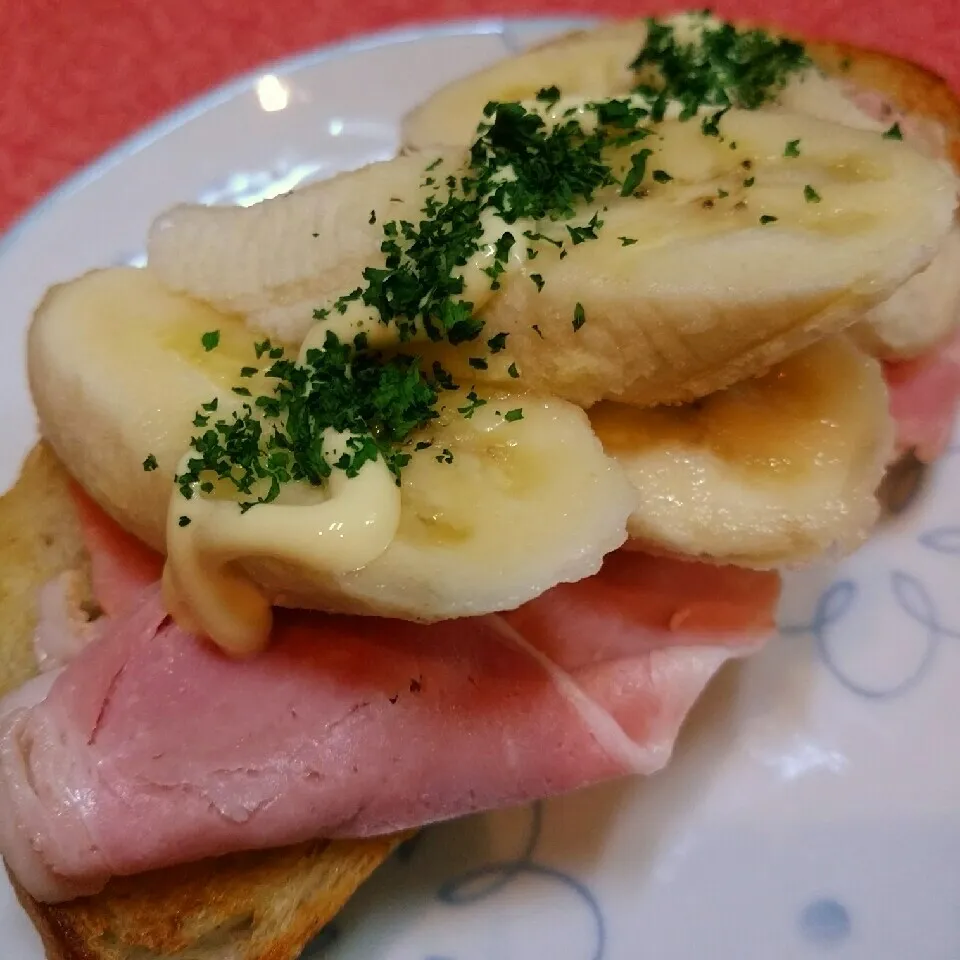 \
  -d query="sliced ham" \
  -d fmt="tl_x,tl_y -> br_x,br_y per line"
69,482 -> 164,618
883,326 -> 960,462
0,538 -> 778,902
